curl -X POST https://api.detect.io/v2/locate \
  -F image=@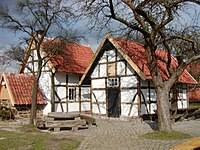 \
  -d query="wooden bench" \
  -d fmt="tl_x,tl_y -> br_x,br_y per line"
170,137 -> 200,150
